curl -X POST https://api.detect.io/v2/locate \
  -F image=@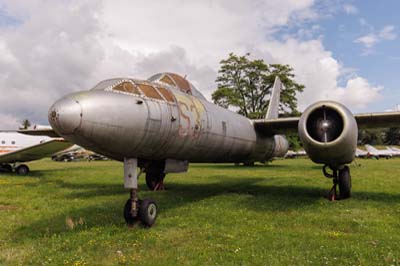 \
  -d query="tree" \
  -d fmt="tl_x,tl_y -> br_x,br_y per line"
19,119 -> 31,130
358,129 -> 384,145
212,53 -> 304,119
384,128 -> 400,145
